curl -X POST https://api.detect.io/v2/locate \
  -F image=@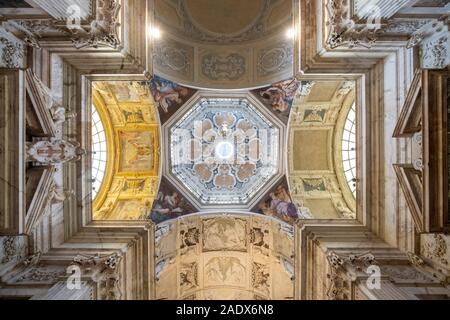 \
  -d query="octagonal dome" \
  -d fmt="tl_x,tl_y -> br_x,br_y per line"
162,91 -> 286,210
